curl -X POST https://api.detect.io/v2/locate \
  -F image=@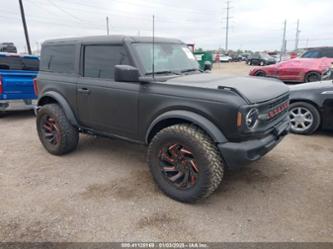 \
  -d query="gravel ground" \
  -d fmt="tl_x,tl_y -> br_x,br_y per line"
0,62 -> 332,242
